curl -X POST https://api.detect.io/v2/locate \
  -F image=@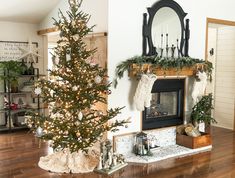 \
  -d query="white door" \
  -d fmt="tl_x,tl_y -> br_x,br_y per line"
209,26 -> 235,130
